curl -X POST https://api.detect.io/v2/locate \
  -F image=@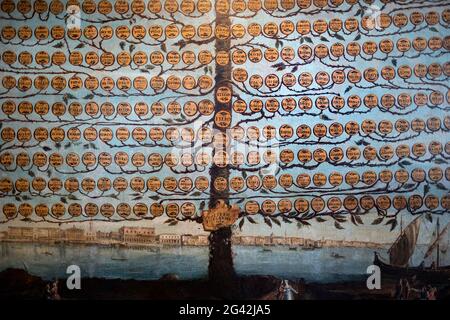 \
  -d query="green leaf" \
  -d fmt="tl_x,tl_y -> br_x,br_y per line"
298,219 -> 311,226
356,139 -> 370,146
246,216 -> 257,224
264,217 -> 272,227
354,215 -> 363,225
334,216 -> 347,223
67,194 -> 79,200
436,183 -> 447,190
282,216 -> 293,223
434,158 -> 447,164
334,221 -> 345,230
275,39 -> 281,49
399,160 -> 412,167
385,218 -> 398,231
53,41 -> 64,48
403,183 -> 416,189
239,218 -> 245,230
372,217 -> 384,225
270,216 -> 281,226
